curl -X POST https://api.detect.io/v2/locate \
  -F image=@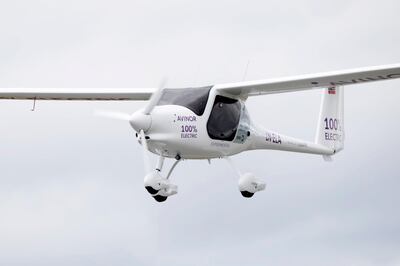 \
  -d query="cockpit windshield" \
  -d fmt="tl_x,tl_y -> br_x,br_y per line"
157,86 -> 212,116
